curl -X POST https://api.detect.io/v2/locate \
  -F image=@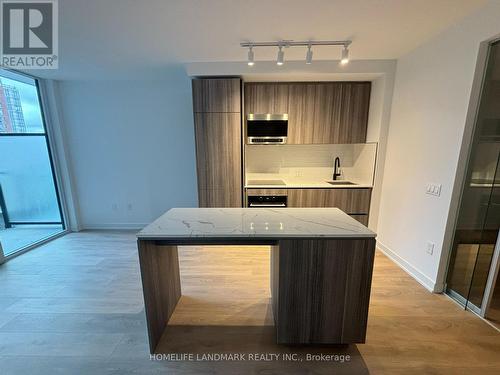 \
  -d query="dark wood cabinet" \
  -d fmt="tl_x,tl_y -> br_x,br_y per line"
193,78 -> 241,113
193,79 -> 372,208
311,83 -> 338,144
244,188 -> 371,224
287,188 -> 371,214
244,83 -> 289,114
192,79 -> 242,207
198,188 -> 241,208
337,83 -> 371,143
244,82 -> 371,144
289,82 -> 371,144
287,83 -> 317,144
